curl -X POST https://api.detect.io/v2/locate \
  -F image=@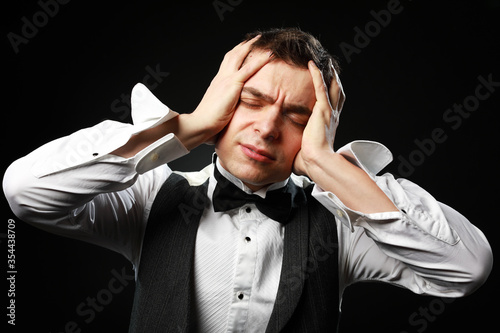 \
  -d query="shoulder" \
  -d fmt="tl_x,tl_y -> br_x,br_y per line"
171,164 -> 213,186
290,173 -> 314,189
